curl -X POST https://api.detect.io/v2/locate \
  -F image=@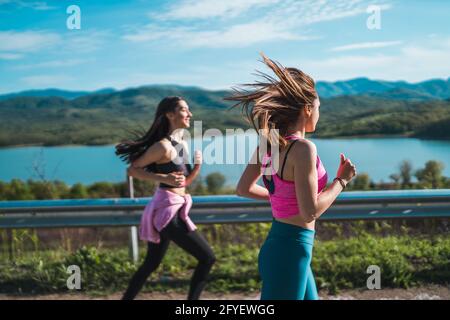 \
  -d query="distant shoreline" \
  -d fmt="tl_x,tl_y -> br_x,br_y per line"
1,133 -> 449,149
